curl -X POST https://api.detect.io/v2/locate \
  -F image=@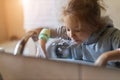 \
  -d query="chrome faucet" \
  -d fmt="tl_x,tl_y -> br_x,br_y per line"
14,31 -> 37,55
